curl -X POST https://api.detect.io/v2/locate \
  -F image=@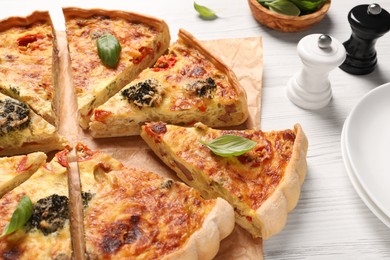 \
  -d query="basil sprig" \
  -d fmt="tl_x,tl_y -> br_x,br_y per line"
289,0 -> 326,12
265,0 -> 301,16
200,135 -> 257,157
194,2 -> 217,19
257,0 -> 325,16
1,195 -> 33,237
97,34 -> 122,68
